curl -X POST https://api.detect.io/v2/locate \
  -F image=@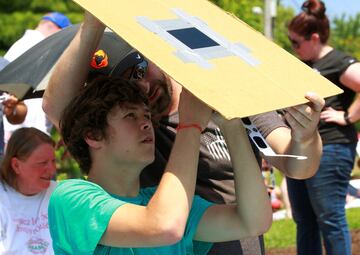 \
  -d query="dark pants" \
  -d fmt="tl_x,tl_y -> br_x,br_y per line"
208,236 -> 265,255
348,183 -> 360,198
287,143 -> 356,255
